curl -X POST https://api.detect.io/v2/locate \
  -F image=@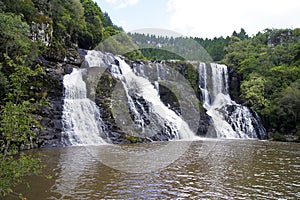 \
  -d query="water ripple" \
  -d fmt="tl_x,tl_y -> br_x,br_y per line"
3,140 -> 300,200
